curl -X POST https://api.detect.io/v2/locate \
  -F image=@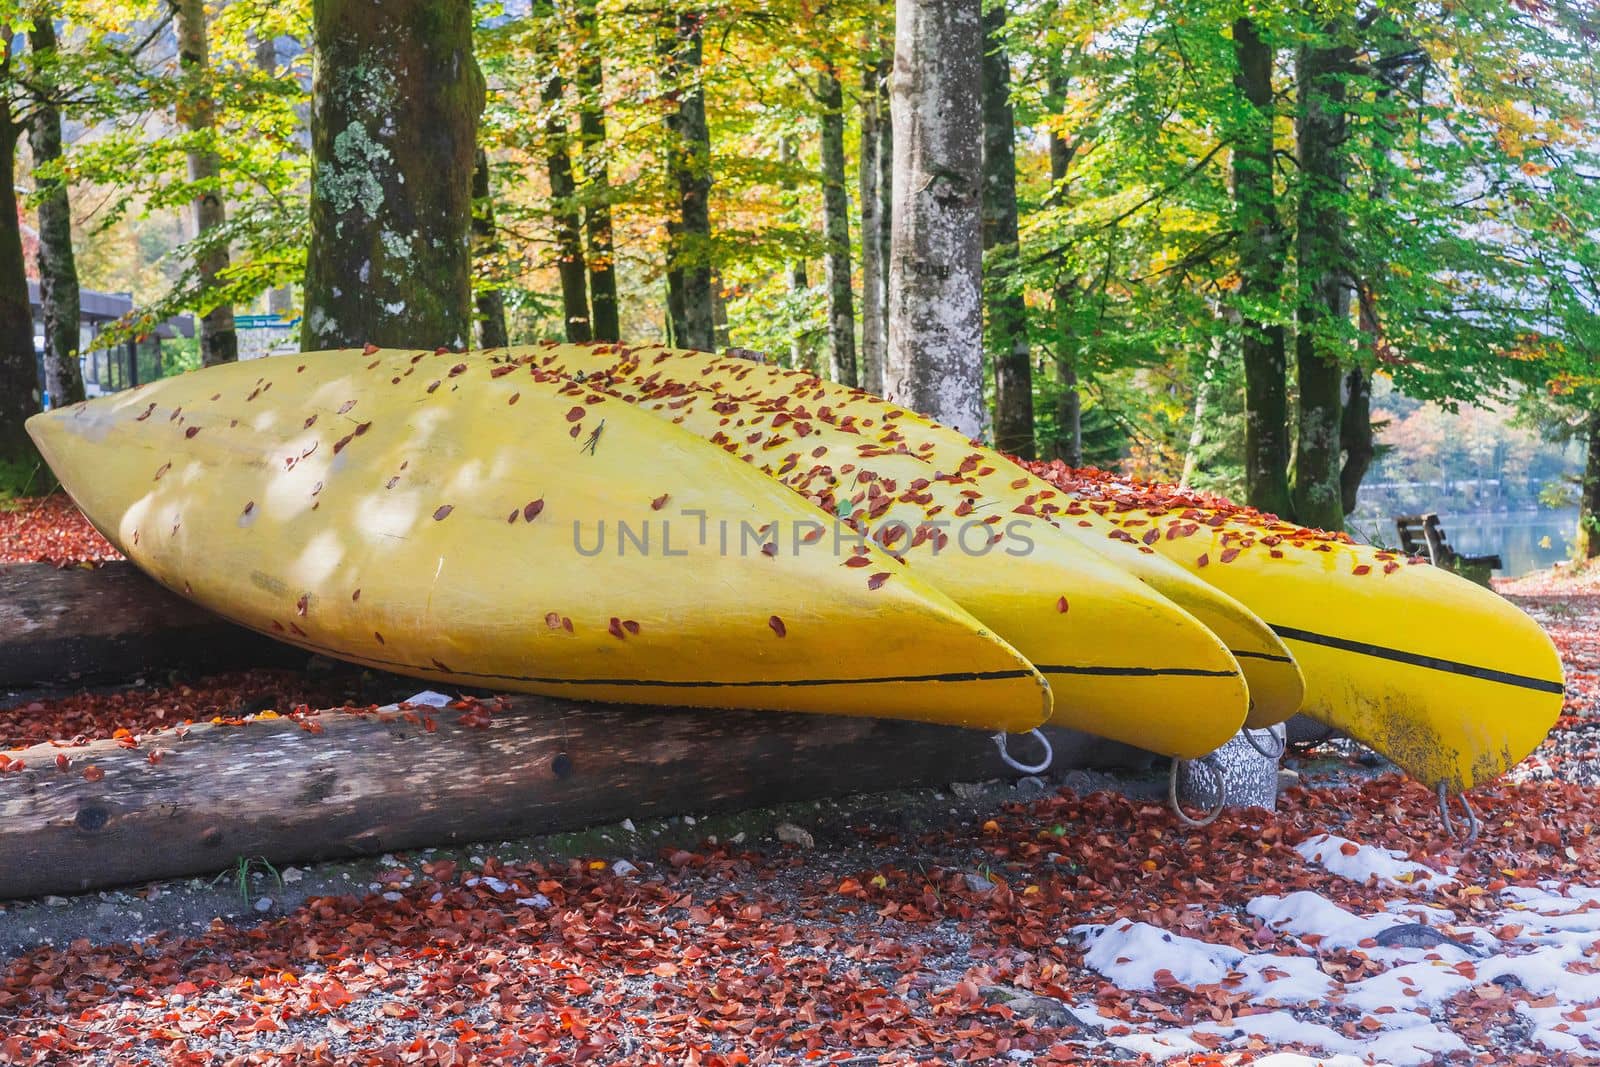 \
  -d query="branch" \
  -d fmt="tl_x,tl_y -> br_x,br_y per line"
1028,138 -> 1232,265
